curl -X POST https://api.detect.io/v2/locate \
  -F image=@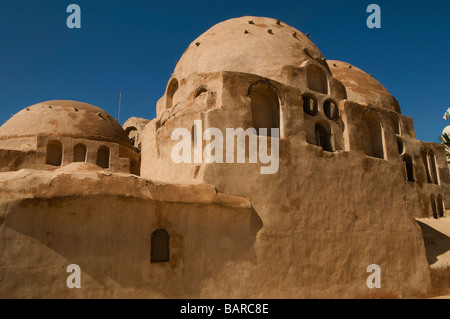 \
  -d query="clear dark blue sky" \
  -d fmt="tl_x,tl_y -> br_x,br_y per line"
0,0 -> 449,142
